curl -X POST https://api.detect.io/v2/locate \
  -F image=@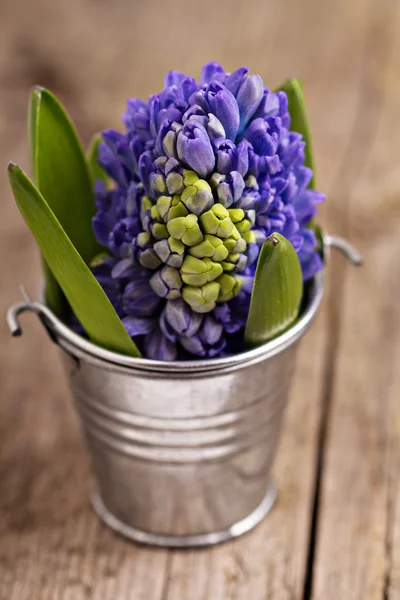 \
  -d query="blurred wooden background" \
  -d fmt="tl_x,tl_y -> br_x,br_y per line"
1,0 -> 400,598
